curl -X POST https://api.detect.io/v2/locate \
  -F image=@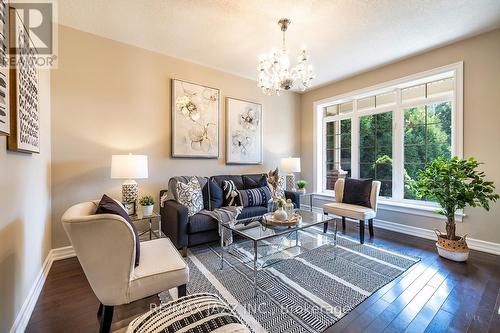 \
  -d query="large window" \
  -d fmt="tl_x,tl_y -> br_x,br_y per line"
316,63 -> 462,207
